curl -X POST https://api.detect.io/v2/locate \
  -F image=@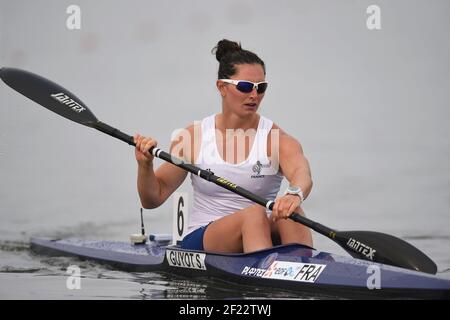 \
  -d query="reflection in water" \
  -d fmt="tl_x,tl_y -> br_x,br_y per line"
0,240 -> 29,252
129,272 -> 316,300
